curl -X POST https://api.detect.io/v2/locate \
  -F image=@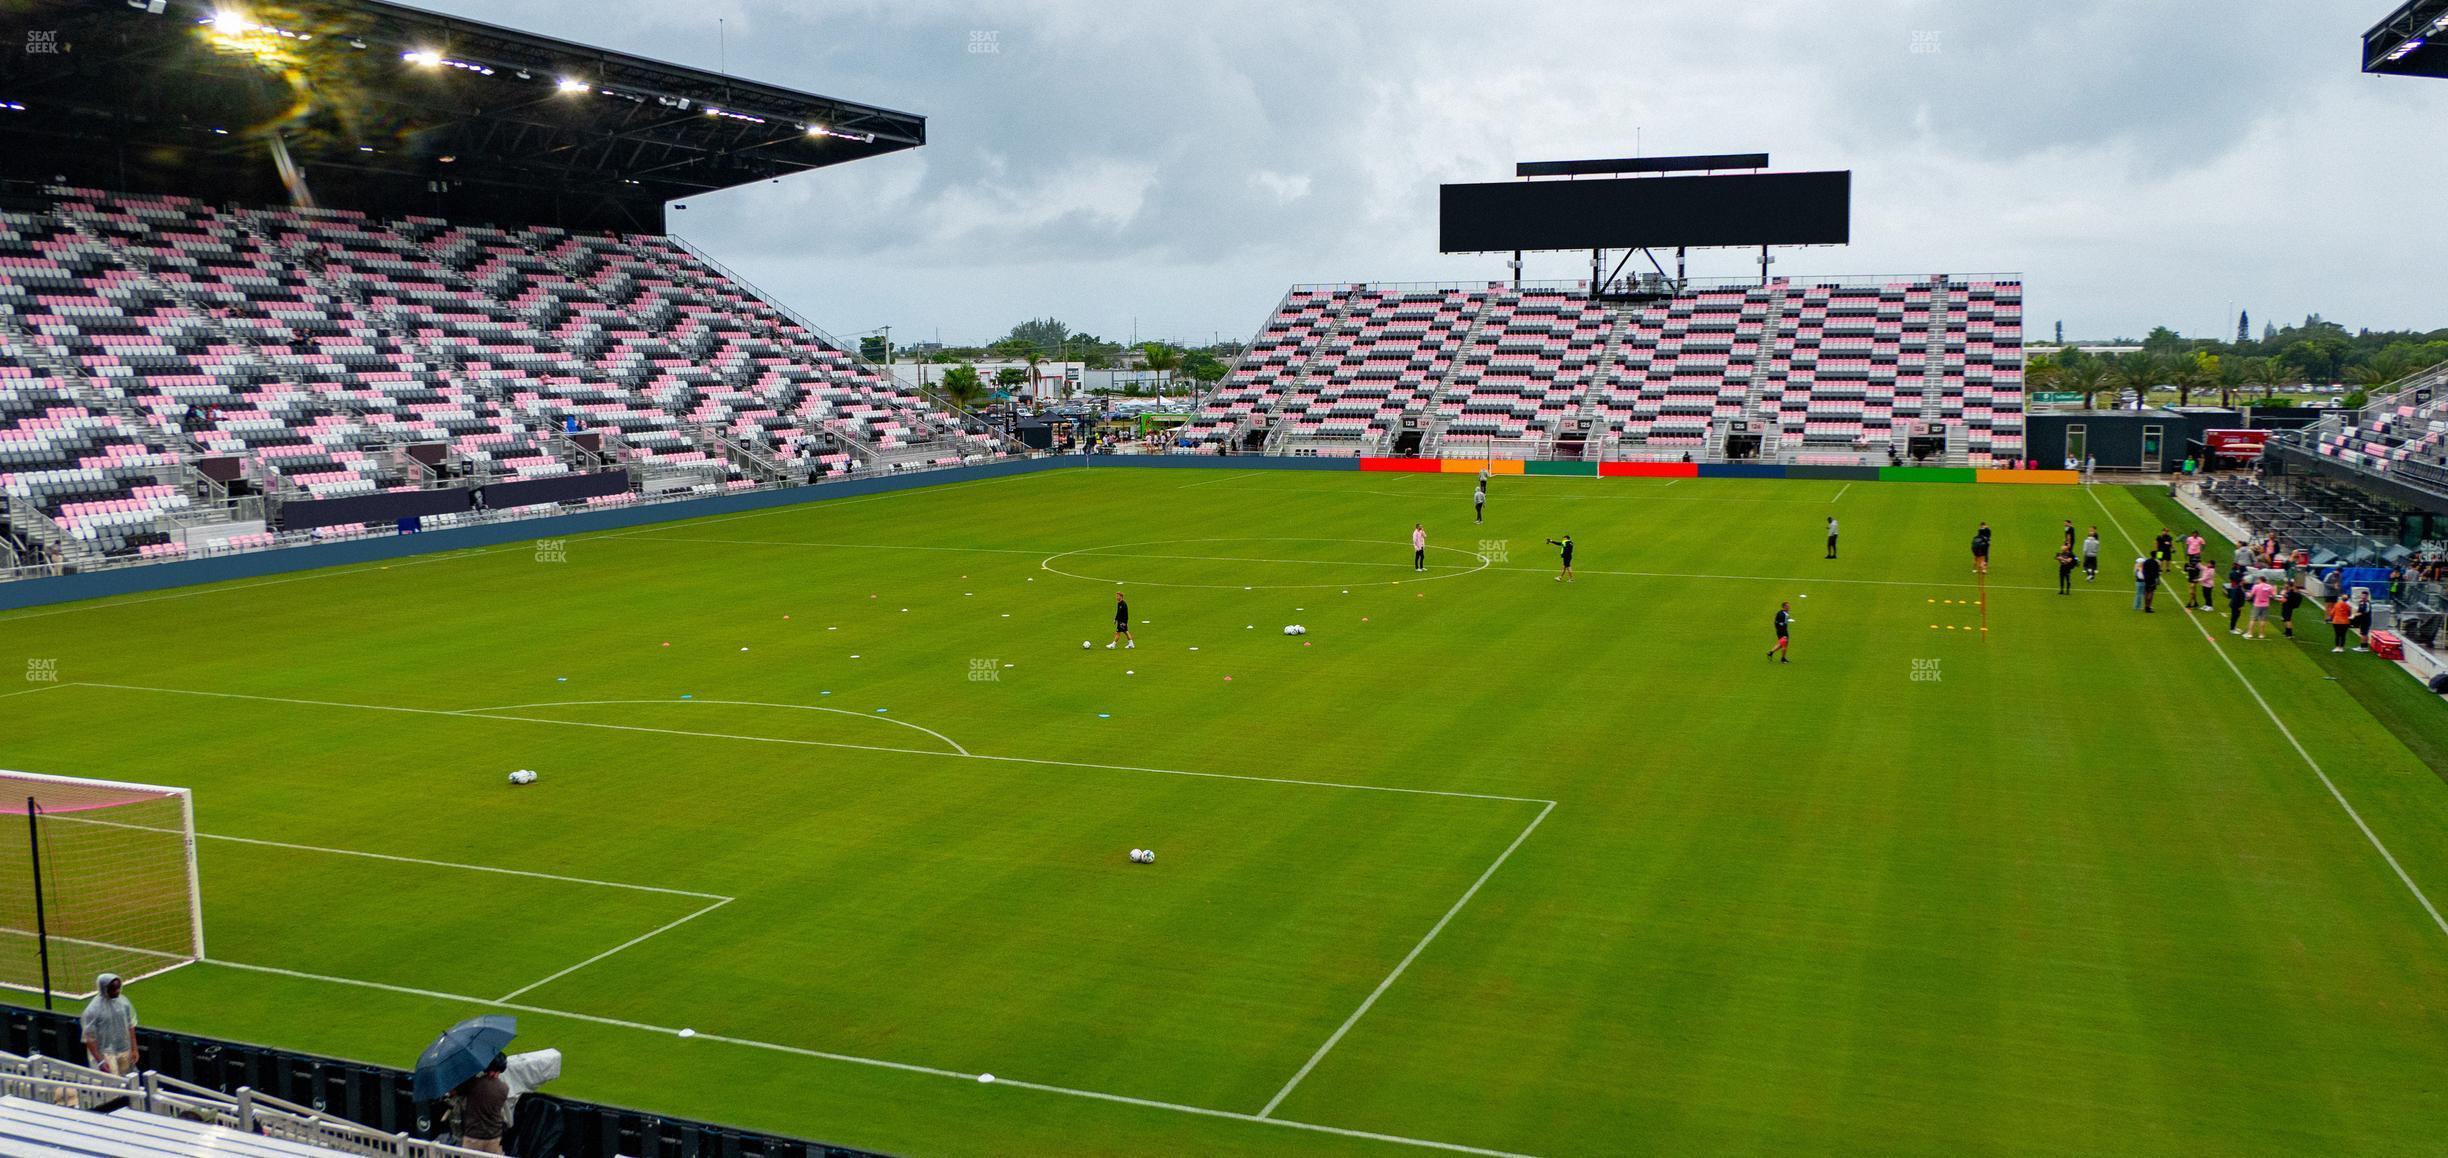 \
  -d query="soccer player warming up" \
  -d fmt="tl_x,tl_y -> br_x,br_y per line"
1768,601 -> 1793,663
1109,591 -> 1134,649
1970,522 -> 1991,574
1546,533 -> 1574,582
